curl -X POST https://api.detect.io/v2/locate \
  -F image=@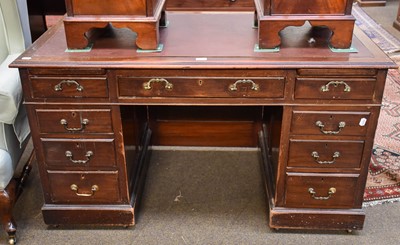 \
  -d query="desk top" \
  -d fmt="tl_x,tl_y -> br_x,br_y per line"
11,12 -> 396,69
